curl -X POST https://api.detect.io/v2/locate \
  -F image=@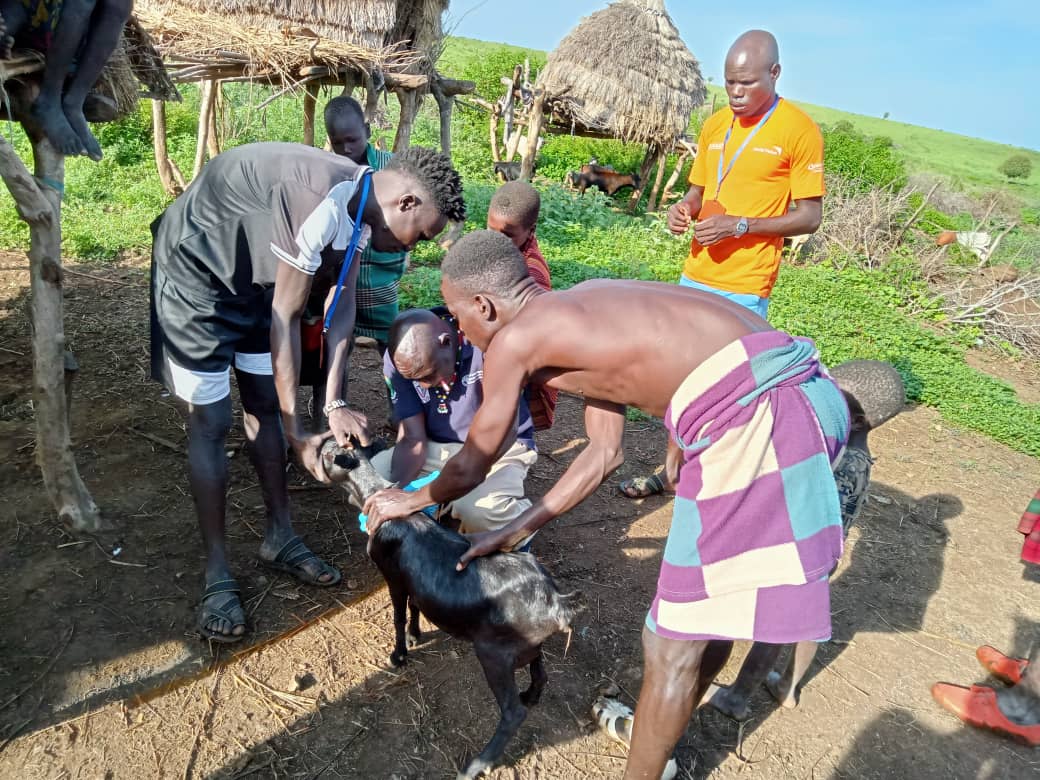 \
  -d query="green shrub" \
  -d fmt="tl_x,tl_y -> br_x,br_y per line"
999,154 -> 1032,181
822,122 -> 907,192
